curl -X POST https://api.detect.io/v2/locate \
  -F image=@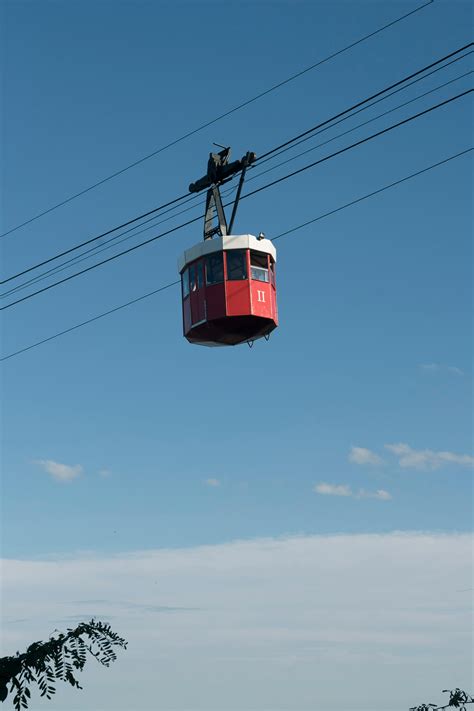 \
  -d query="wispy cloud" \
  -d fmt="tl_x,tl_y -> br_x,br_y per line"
36,459 -> 83,483
420,363 -> 440,373
357,489 -> 392,501
98,469 -> 112,478
2,533 -> 471,710
204,478 -> 220,487
420,363 -> 464,376
348,446 -> 384,466
314,483 -> 391,501
71,599 -> 199,613
314,483 -> 352,497
385,443 -> 474,470
447,365 -> 465,376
